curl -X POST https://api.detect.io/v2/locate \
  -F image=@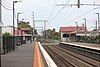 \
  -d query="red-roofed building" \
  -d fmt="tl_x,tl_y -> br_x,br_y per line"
2,26 -> 32,44
60,26 -> 86,33
60,26 -> 87,42
2,26 -> 32,36
14,30 -> 32,36
15,28 -> 32,36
